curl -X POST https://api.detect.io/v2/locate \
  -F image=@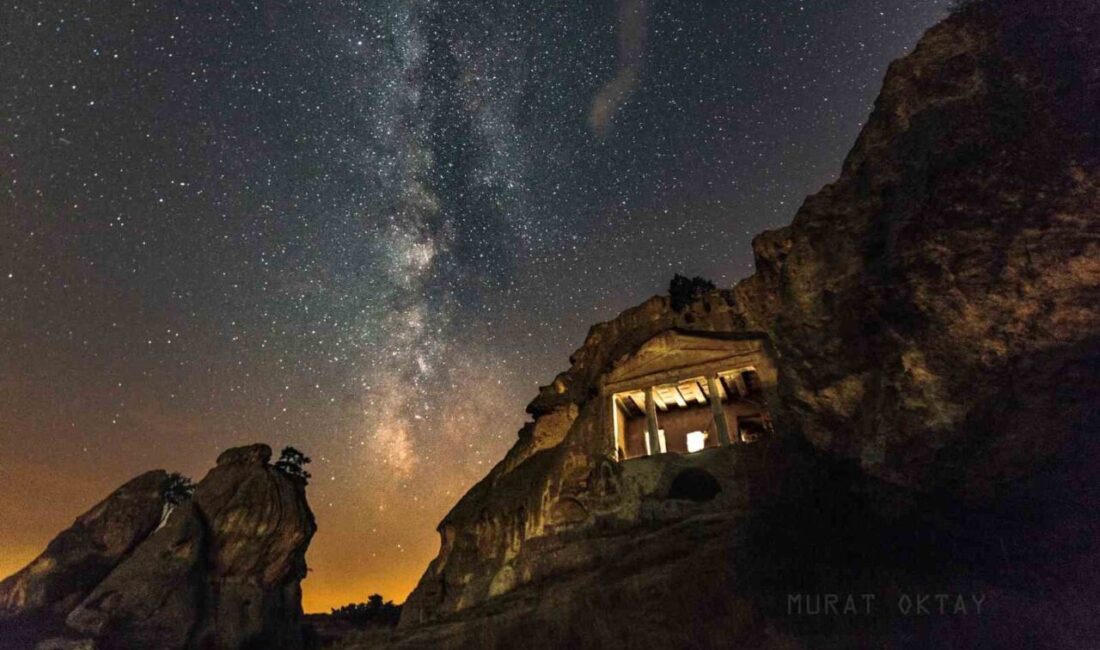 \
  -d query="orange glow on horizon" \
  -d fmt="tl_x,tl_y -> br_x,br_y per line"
0,351 -> 522,618
0,543 -> 425,615
0,547 -> 39,586
301,567 -> 422,614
